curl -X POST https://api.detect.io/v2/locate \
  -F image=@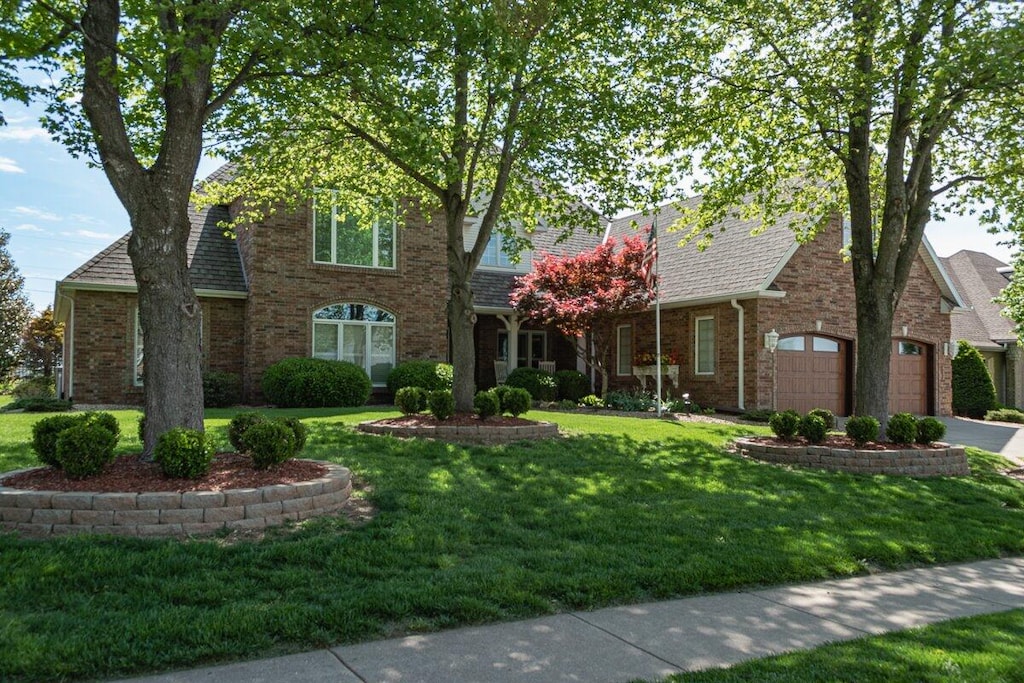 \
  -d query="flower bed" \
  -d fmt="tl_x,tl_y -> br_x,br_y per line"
733,437 -> 969,477
358,414 -> 559,444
